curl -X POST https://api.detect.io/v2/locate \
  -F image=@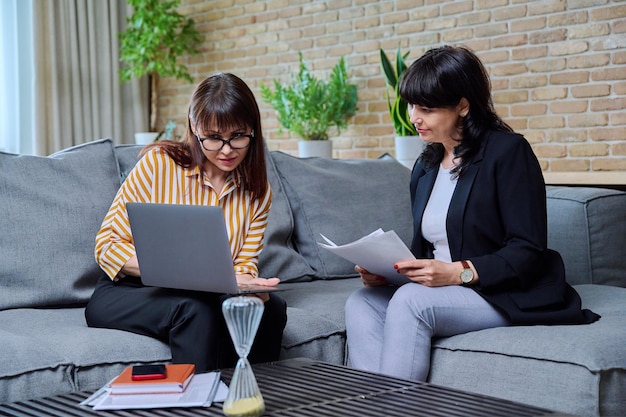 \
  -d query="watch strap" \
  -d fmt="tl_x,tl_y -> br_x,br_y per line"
460,260 -> 473,285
